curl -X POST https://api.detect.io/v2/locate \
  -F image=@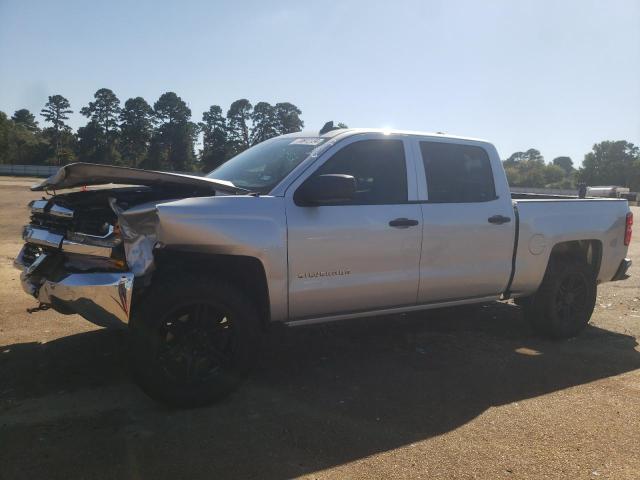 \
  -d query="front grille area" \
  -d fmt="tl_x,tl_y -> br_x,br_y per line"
30,212 -> 73,235
29,203 -> 112,237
